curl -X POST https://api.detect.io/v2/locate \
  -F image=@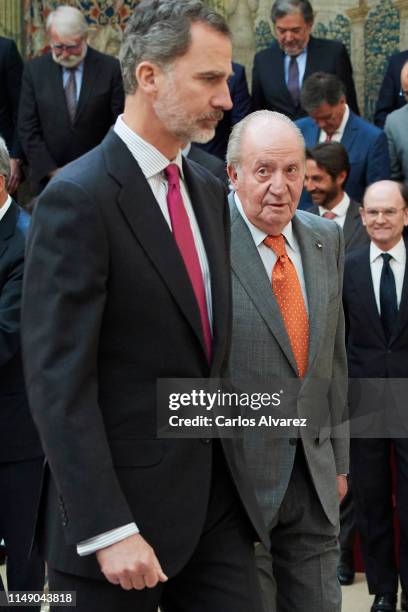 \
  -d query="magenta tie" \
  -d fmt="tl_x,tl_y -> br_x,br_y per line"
165,164 -> 212,362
